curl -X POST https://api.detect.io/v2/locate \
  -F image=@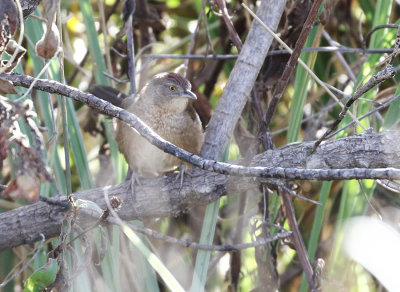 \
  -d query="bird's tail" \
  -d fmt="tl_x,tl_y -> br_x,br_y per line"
88,84 -> 127,107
